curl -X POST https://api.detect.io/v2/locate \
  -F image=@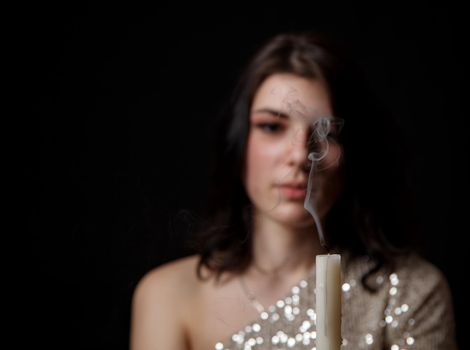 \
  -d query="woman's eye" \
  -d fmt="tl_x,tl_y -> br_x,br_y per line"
256,122 -> 283,133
